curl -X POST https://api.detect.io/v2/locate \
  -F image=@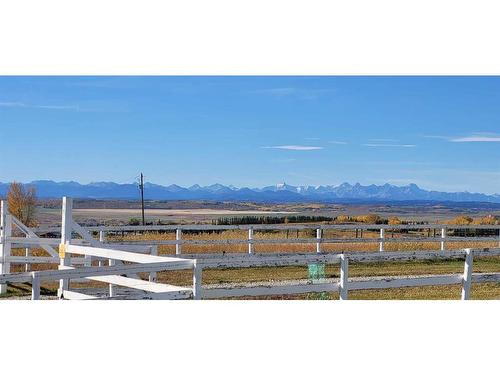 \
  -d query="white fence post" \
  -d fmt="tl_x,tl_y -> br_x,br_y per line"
104,228 -> 116,297
94,230 -> 106,267
316,228 -> 322,254
461,249 -> 473,300
176,229 -> 182,255
0,201 -> 12,294
31,272 -> 40,300
248,228 -> 254,254
339,254 -> 349,300
149,245 -> 158,282
440,227 -> 446,251
108,257 -> 116,298
193,261 -> 202,300
379,228 -> 385,252
58,197 -> 73,299
25,247 -> 30,272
